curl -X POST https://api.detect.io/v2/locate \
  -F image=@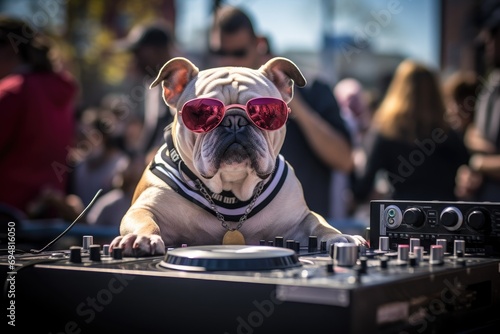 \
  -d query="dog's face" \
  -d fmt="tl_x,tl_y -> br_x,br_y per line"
150,57 -> 306,201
